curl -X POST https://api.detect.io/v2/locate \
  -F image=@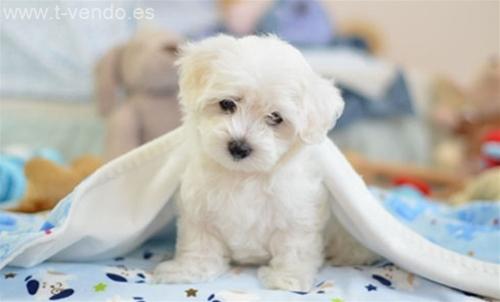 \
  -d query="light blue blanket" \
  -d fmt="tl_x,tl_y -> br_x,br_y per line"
0,187 -> 497,301
379,187 -> 499,264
